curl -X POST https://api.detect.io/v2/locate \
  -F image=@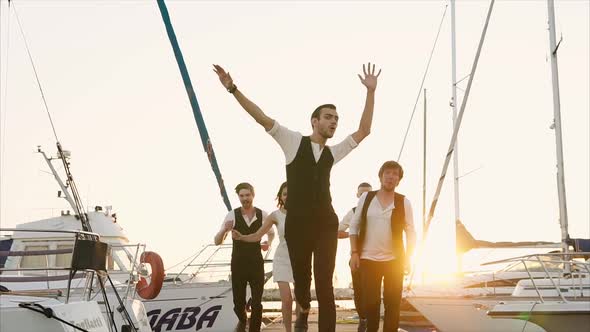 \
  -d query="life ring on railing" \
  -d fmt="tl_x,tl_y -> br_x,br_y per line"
136,251 -> 164,300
